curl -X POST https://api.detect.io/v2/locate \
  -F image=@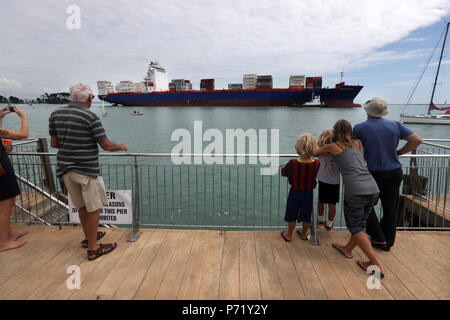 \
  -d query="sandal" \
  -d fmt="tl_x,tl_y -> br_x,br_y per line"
81,231 -> 106,249
87,243 -> 117,261
356,260 -> 384,279
296,229 -> 310,241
